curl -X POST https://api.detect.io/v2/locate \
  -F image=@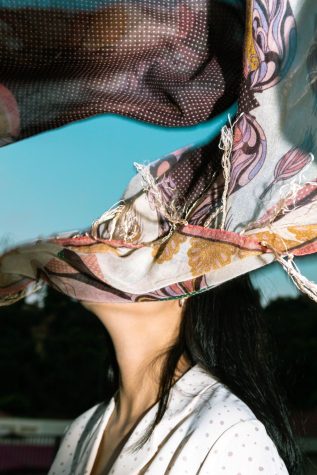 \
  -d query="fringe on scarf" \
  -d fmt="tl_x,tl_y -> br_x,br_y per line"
90,112 -> 243,244
241,150 -> 317,303
203,112 -> 244,229
133,111 -> 244,244
91,200 -> 126,240
90,112 -> 317,305
260,239 -> 317,303
133,161 -> 189,246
